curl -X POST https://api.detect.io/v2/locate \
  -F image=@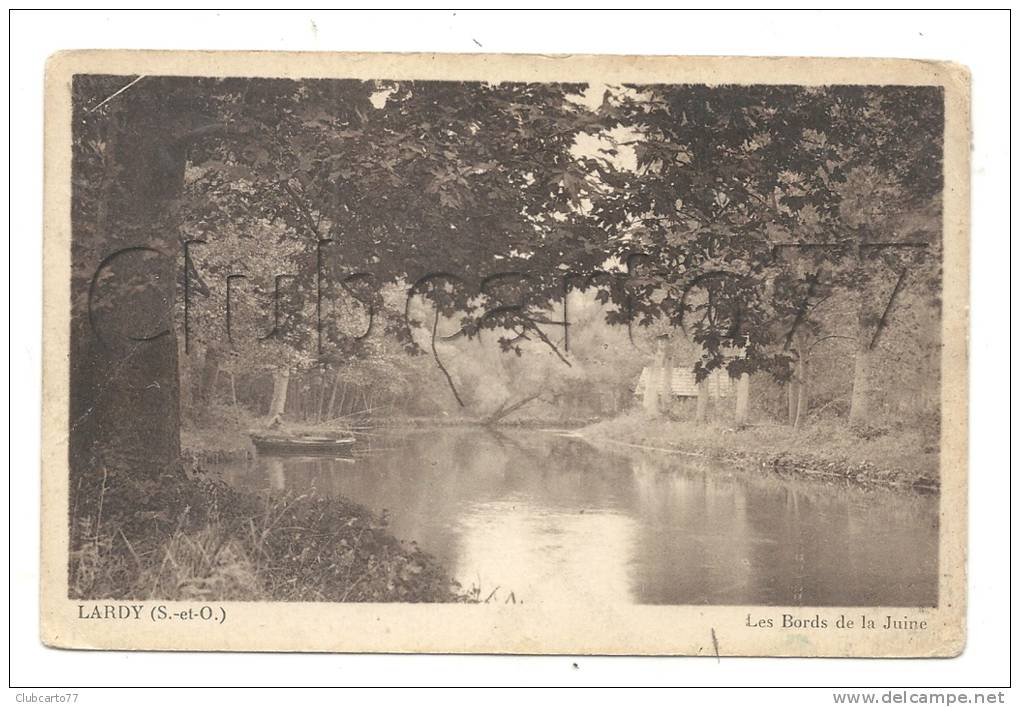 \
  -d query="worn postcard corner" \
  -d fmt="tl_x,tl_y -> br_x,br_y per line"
41,50 -> 969,656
